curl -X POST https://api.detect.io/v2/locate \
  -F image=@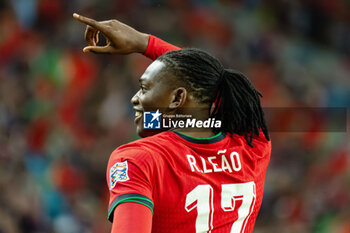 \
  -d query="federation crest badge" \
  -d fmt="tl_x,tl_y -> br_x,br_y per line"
109,161 -> 129,189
